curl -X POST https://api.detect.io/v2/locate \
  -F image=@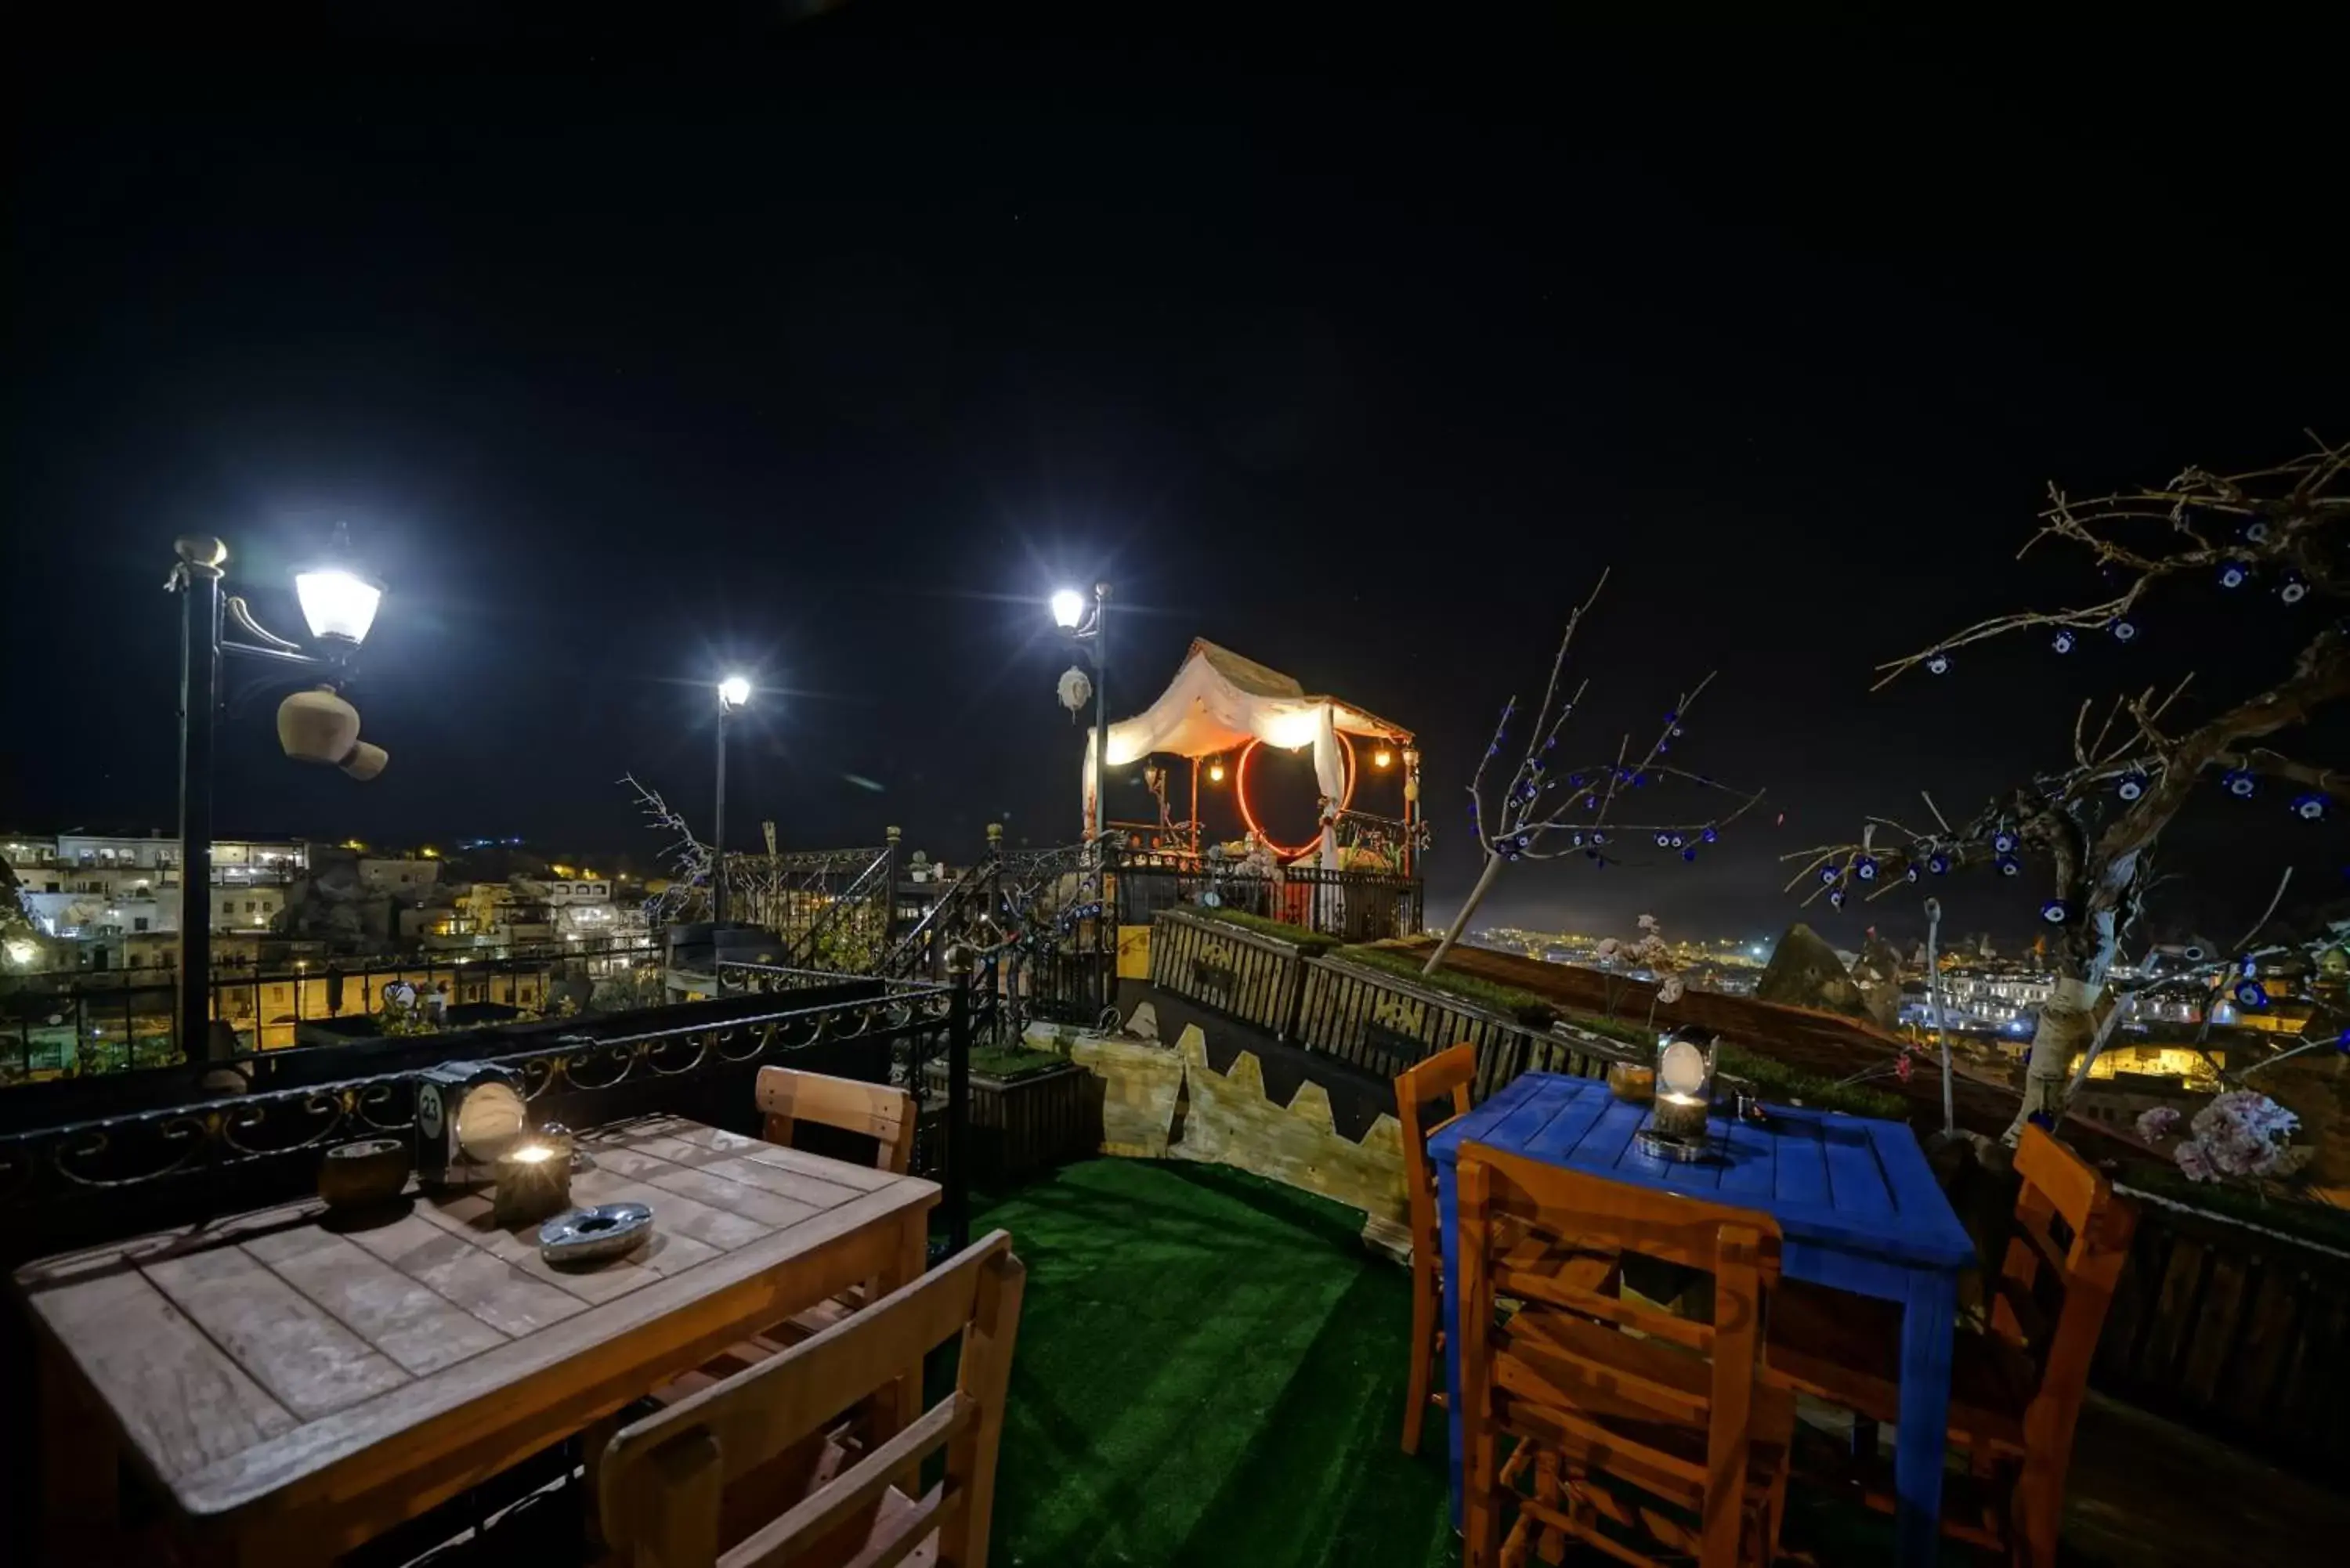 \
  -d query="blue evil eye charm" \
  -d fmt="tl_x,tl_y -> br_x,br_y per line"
1854,856 -> 1878,882
2243,520 -> 2270,544
2041,898 -> 2072,924
2233,980 -> 2269,1010
1996,854 -> 2021,876
2113,621 -> 2137,642
2294,793 -> 2327,820
1571,833 -> 1585,847
1589,832 -> 1605,846
1993,830 -> 2019,854
1585,847 -> 1600,860
1904,863 -> 1921,883
1828,887 -> 1846,909
2219,561 -> 2251,589
1925,651 -> 1952,675
2337,1028 -> 2350,1054
1682,847 -> 1698,862
1569,773 -> 1586,788
2117,771 -> 2147,802
1664,710 -> 1679,724
2223,769 -> 2256,798
1820,866 -> 1840,886
1655,833 -> 1672,847
2240,956 -> 2259,978
1701,826 -> 1718,843
1928,852 -> 1952,875
1669,833 -> 1686,848
2281,575 -> 2308,605
2052,630 -> 2075,653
